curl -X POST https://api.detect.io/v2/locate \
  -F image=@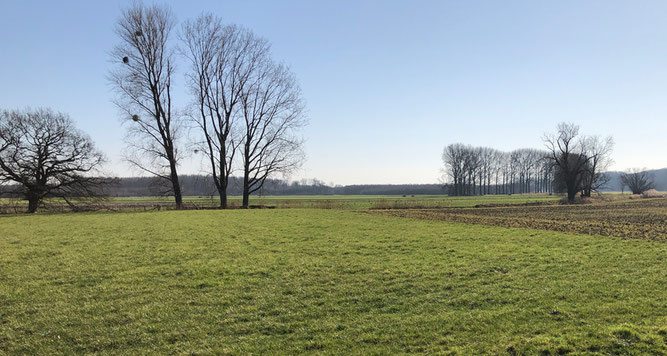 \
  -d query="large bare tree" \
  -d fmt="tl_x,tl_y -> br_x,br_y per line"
543,123 -> 589,202
543,123 -> 613,202
181,15 -> 269,208
239,59 -> 306,208
109,3 -> 184,208
0,109 -> 106,213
